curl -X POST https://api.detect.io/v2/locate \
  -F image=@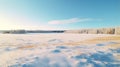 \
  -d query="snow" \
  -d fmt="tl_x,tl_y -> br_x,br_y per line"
0,33 -> 120,67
